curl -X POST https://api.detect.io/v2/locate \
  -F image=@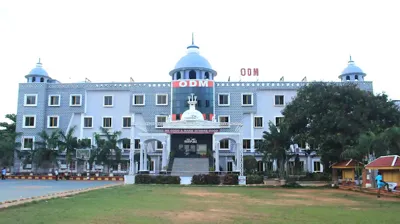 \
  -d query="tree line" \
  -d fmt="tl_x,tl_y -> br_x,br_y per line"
256,82 -> 400,178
